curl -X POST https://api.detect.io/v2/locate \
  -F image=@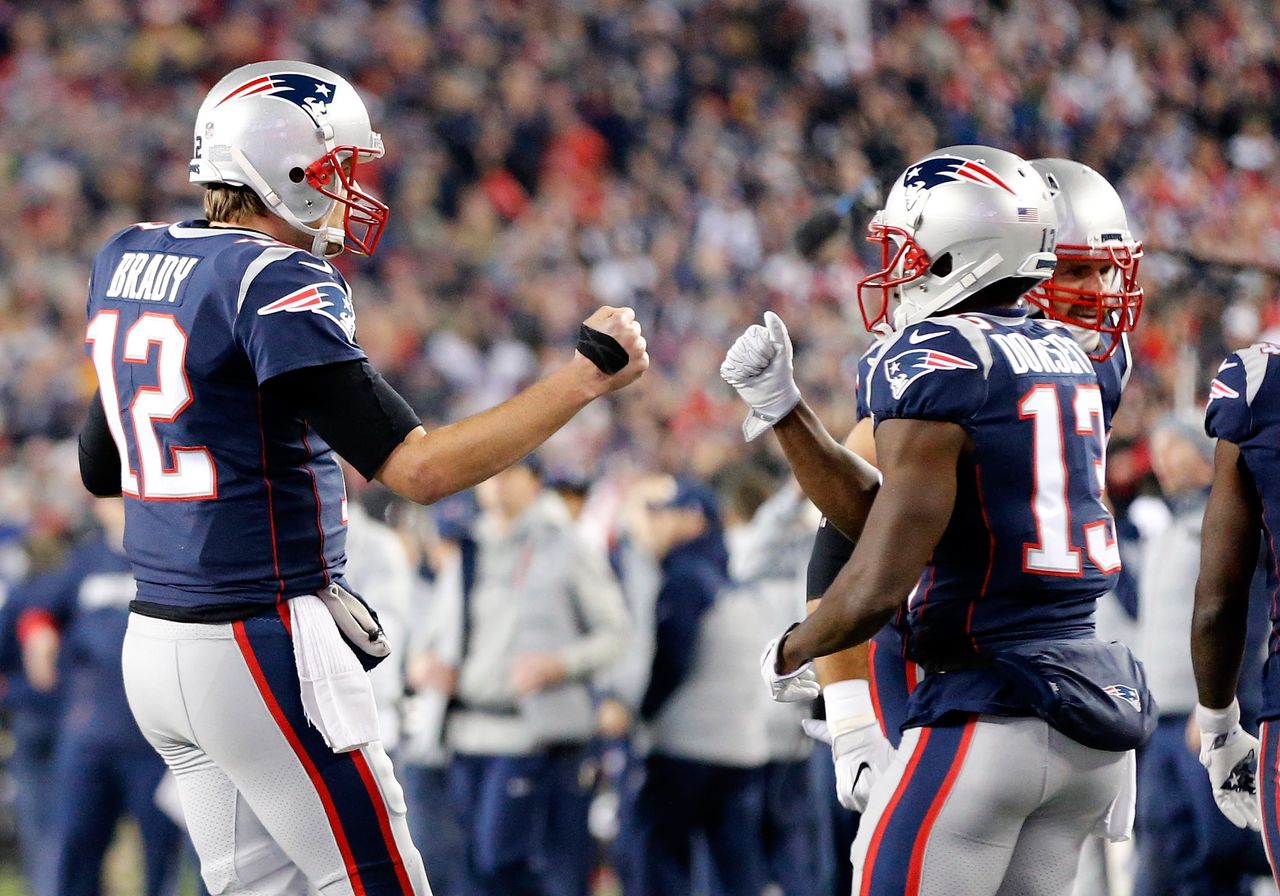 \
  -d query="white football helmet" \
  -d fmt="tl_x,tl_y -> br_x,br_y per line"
1027,159 -> 1143,361
190,61 -> 388,257
857,145 -> 1058,332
